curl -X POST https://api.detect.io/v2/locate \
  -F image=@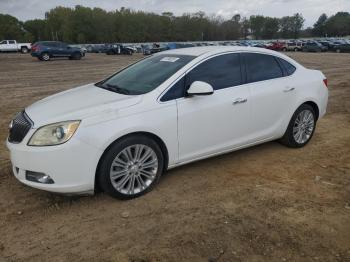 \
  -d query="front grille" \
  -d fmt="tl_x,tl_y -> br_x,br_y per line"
8,111 -> 33,143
